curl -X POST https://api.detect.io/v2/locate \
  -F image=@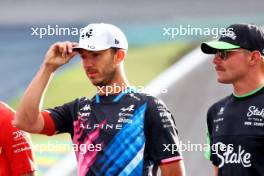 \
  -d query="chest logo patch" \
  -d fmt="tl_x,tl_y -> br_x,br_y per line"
245,106 -> 264,127
118,105 -> 135,123
217,107 -> 225,115
247,106 -> 264,118
78,104 -> 92,121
